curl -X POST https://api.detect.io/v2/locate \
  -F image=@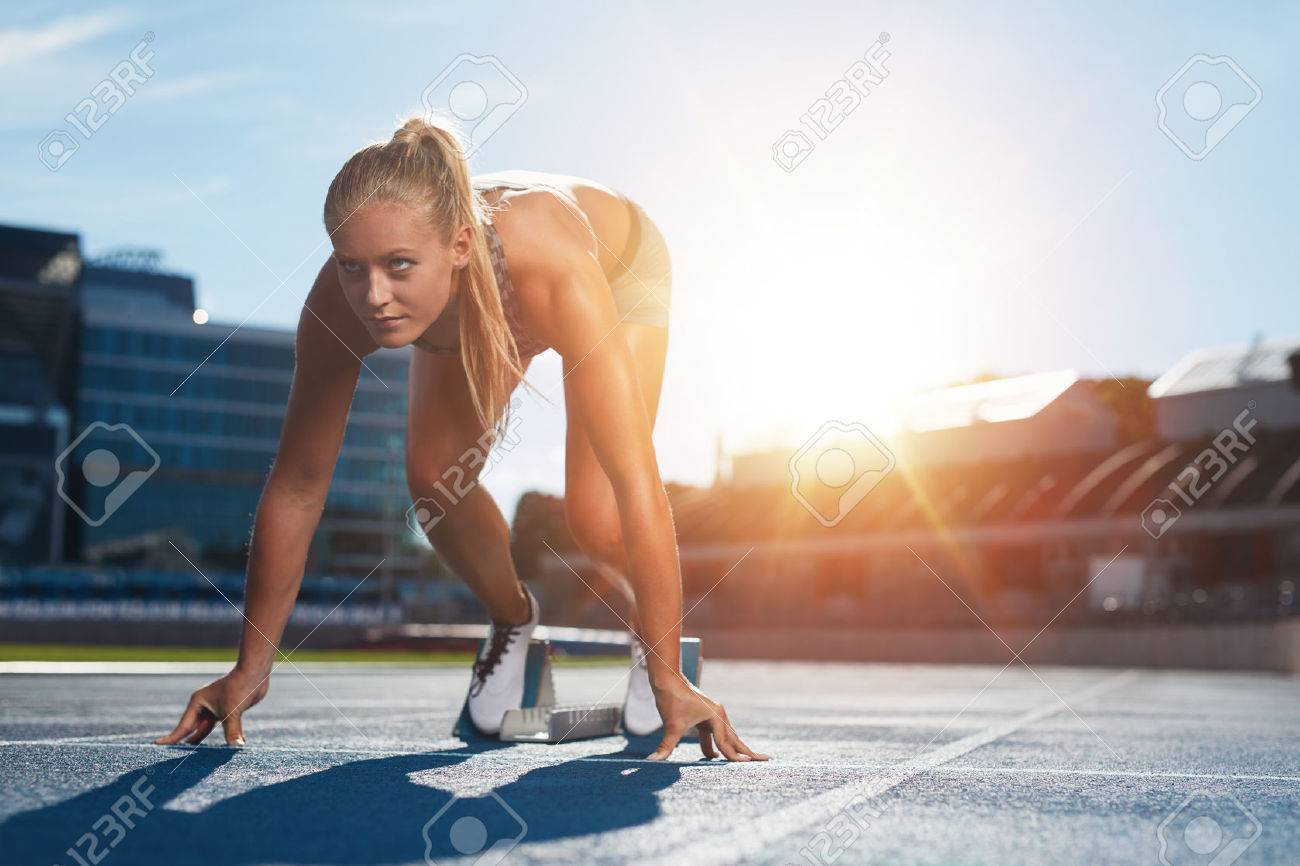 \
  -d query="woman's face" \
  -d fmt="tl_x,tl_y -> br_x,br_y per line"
331,200 -> 472,348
